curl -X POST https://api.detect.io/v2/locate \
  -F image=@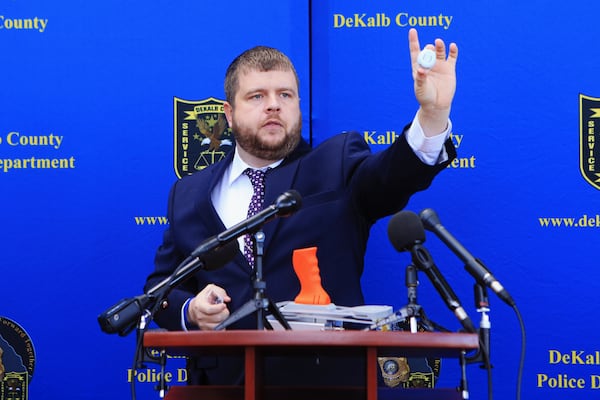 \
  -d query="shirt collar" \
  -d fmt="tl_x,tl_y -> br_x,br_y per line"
226,147 -> 283,186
